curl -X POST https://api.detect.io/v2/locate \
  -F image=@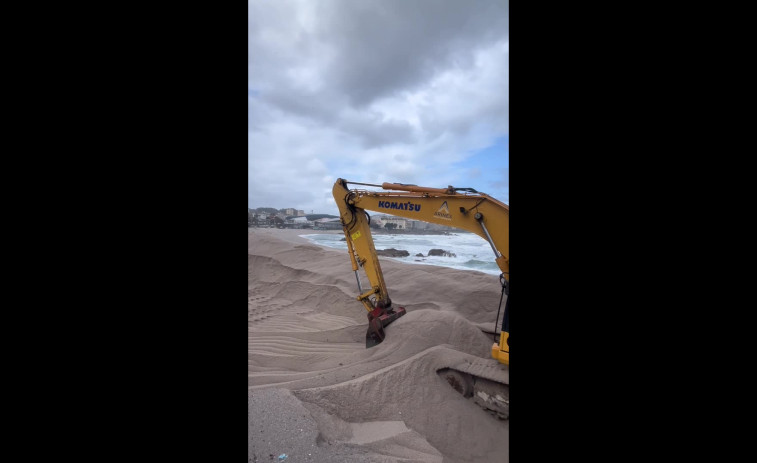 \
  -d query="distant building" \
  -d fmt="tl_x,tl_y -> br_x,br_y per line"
381,217 -> 408,229
314,218 -> 342,230
283,208 -> 297,216
376,217 -> 452,231
283,216 -> 313,229
297,210 -> 306,216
